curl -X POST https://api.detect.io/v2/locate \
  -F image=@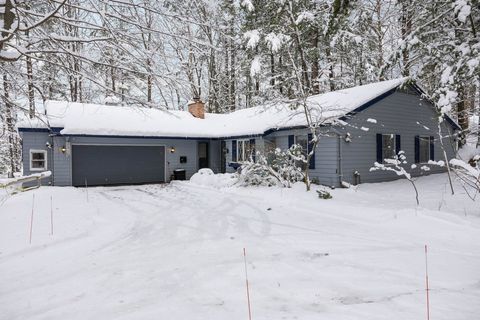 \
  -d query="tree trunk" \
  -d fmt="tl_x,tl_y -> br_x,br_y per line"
224,35 -> 230,109
3,73 -> 15,177
26,54 -> 35,118
477,80 -> 480,147
111,64 -> 116,93
375,0 -> 385,80
294,33 -> 310,91
208,48 -> 219,112
326,46 -> 335,91
400,0 -> 412,77
270,53 -> 275,86
147,56 -> 152,104
279,56 -> 284,95
457,86 -> 469,146
230,36 -> 236,111
0,0 -> 15,54
311,31 -> 320,94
